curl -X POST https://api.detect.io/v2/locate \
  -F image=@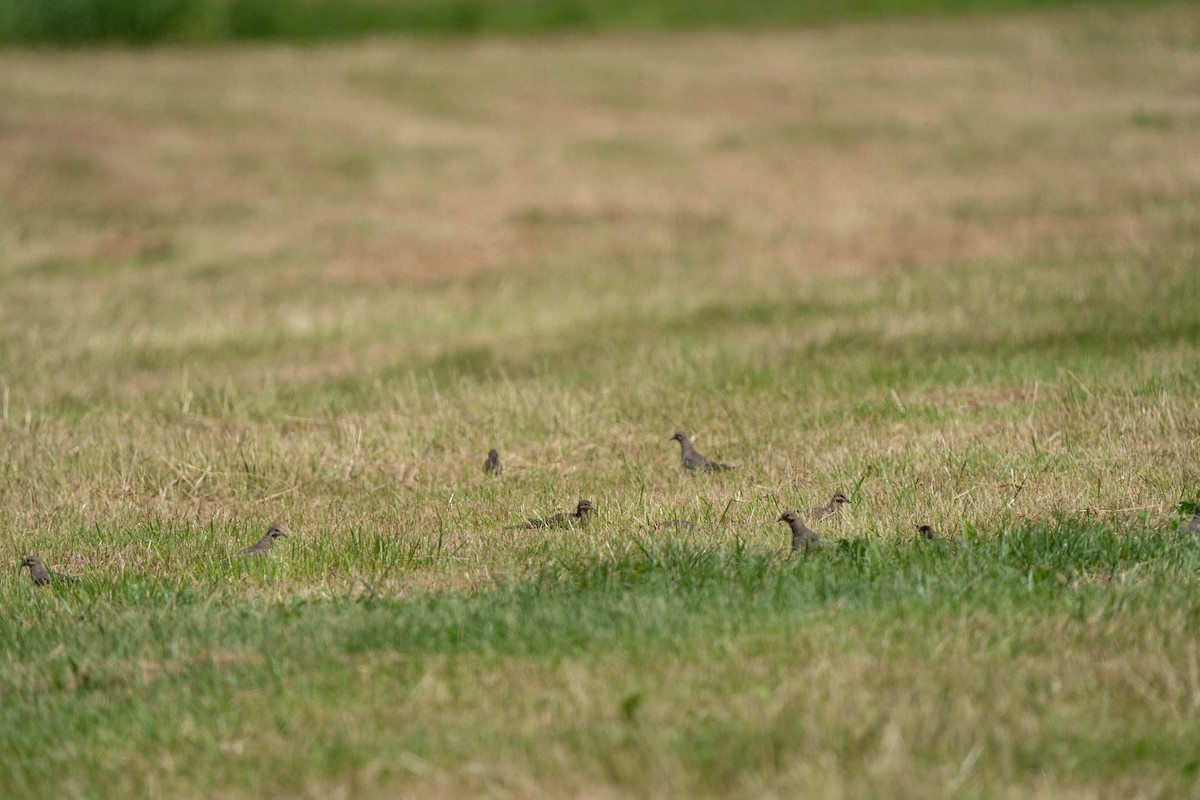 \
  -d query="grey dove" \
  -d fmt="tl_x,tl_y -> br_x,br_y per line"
810,491 -> 850,520
516,499 -> 594,530
777,511 -> 820,552
21,556 -> 77,586
917,524 -> 937,541
238,524 -> 289,557
670,431 -> 732,473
